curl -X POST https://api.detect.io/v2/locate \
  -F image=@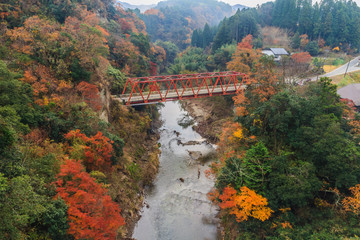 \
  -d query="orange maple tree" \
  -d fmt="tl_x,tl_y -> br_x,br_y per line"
343,184 -> 360,214
238,34 -> 254,49
76,81 -> 102,111
228,35 -> 279,116
21,65 -> 70,106
291,52 -> 312,64
65,129 -> 113,172
55,159 -> 125,240
218,186 -> 273,222
227,34 -> 261,74
300,34 -> 309,49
